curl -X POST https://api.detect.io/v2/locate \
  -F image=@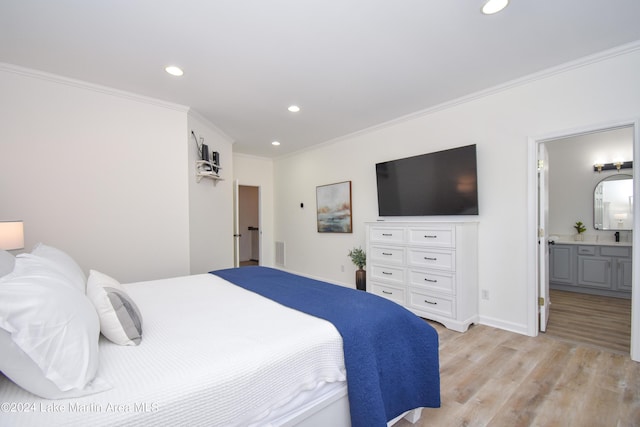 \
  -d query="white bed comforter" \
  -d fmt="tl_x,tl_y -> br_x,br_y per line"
0,274 -> 346,426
